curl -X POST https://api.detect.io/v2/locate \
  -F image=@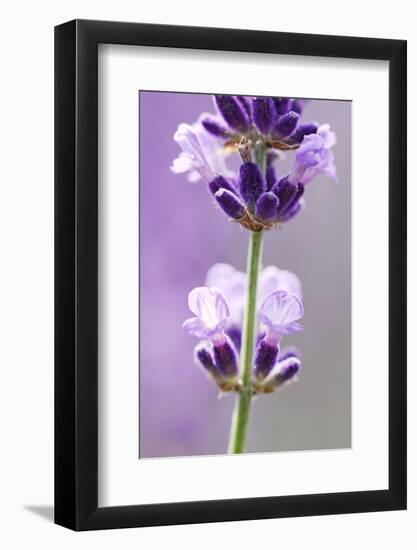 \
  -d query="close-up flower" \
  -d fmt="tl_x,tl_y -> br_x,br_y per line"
172,95 -> 337,232
183,266 -> 304,397
165,92 -> 340,455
